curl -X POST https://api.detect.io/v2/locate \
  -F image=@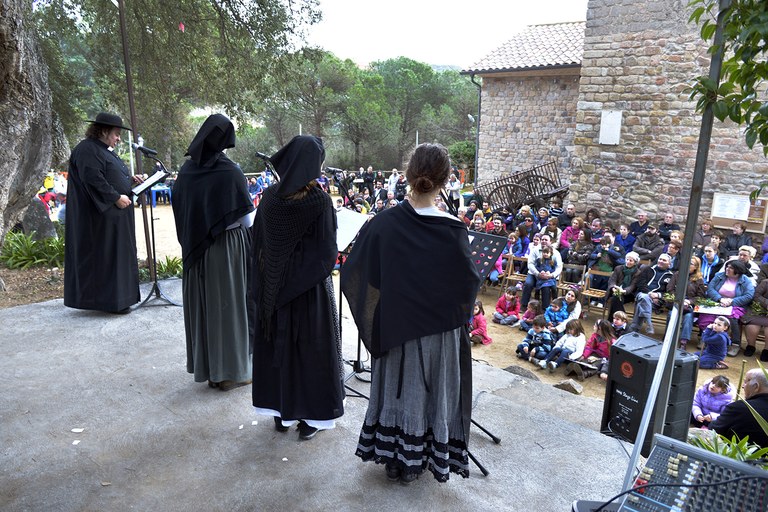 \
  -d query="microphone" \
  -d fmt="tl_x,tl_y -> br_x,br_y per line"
255,151 -> 271,162
131,142 -> 158,156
